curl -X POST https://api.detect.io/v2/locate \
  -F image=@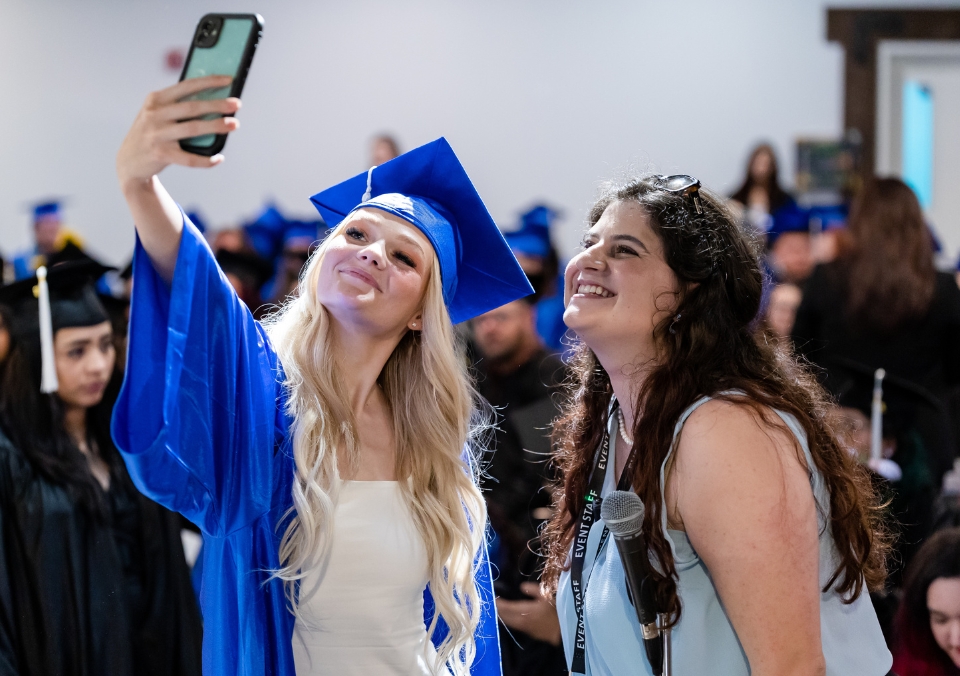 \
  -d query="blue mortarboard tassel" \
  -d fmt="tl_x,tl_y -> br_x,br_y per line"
309,138 -> 533,324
